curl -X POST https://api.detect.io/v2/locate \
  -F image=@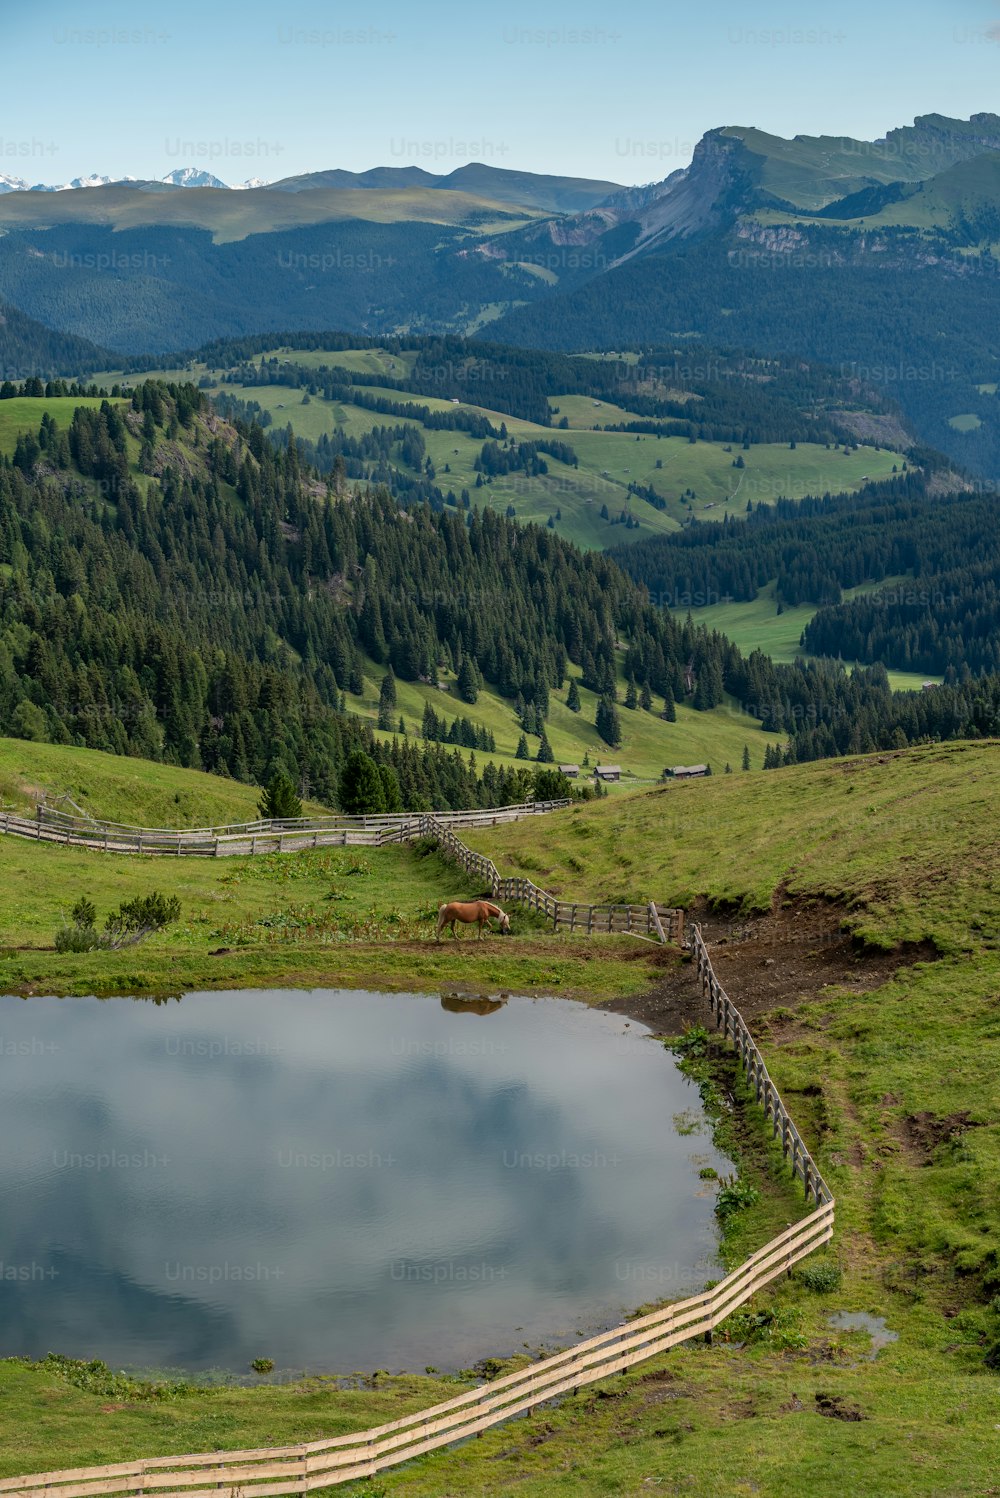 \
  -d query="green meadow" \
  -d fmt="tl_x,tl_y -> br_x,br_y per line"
1,741 -> 999,1494
0,395 -> 119,452
211,373 -> 898,551
670,581 -> 939,691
